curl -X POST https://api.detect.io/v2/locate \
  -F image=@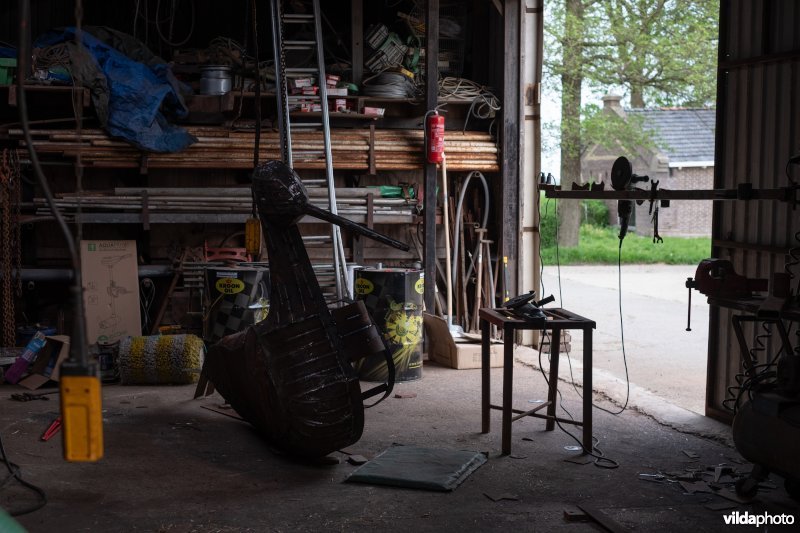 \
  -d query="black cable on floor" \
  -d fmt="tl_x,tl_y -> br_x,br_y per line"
537,346 -> 619,469
0,430 -> 47,516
